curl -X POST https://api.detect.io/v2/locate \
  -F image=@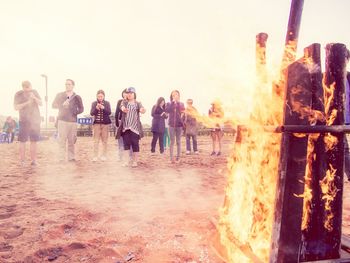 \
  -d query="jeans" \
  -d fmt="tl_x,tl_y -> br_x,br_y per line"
163,128 -> 170,148
151,132 -> 164,153
169,127 -> 182,160
345,134 -> 350,180
186,135 -> 198,152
